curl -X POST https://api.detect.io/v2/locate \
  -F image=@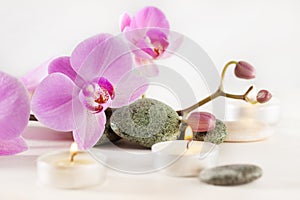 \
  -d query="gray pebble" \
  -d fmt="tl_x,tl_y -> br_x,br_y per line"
110,98 -> 180,148
199,164 -> 263,186
194,119 -> 227,144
